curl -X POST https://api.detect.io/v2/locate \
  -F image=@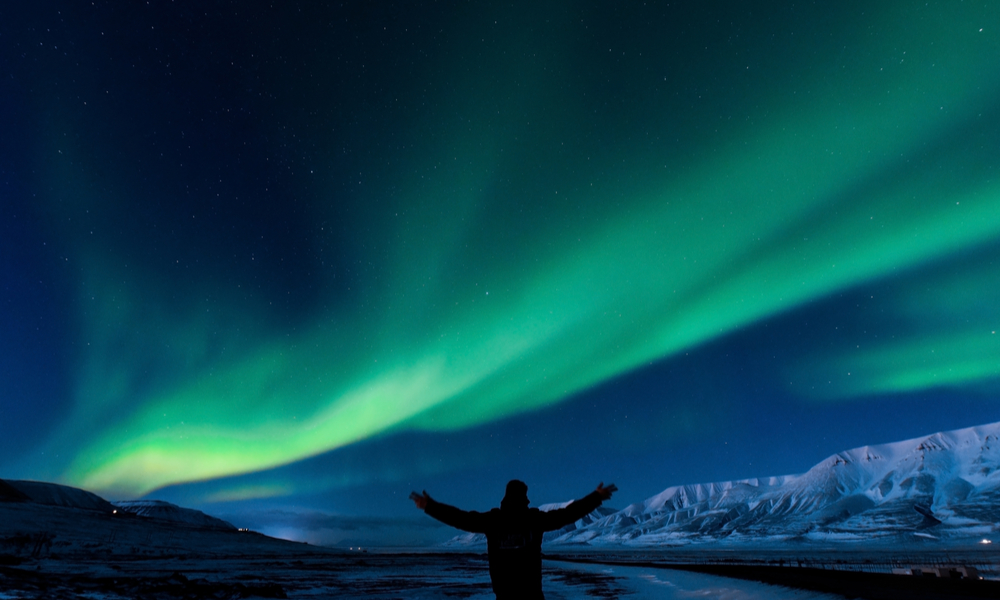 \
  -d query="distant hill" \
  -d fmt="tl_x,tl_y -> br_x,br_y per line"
0,479 -> 31,502
0,479 -> 236,531
3,480 -> 116,513
0,480 -> 319,560
114,500 -> 235,530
